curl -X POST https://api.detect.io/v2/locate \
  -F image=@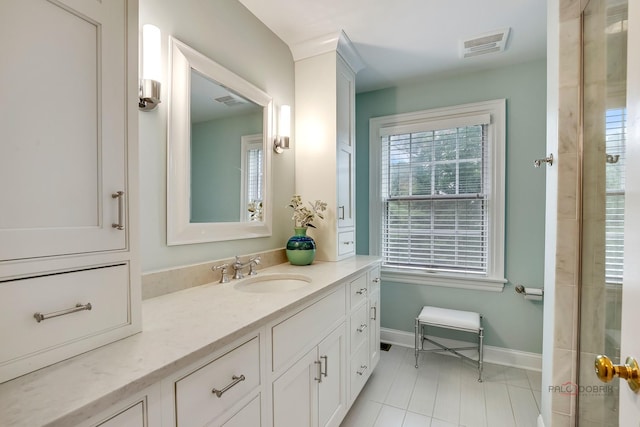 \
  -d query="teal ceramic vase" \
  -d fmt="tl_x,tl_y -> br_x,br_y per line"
286,227 -> 316,265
